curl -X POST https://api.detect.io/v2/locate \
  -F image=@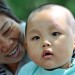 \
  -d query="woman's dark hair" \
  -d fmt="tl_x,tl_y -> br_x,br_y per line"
0,0 -> 21,23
